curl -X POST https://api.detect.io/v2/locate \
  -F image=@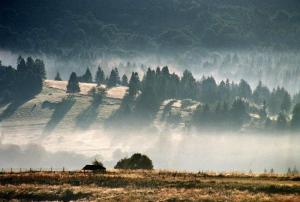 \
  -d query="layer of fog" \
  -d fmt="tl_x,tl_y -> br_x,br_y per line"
1,128 -> 299,173
0,142 -> 92,170
1,49 -> 300,172
1,49 -> 300,94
